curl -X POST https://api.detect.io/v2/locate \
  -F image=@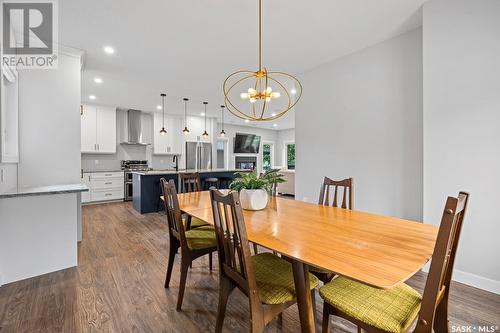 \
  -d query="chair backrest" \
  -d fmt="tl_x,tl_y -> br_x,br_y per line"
415,192 -> 469,332
210,189 -> 258,296
160,178 -> 187,245
179,172 -> 201,193
318,176 -> 353,209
